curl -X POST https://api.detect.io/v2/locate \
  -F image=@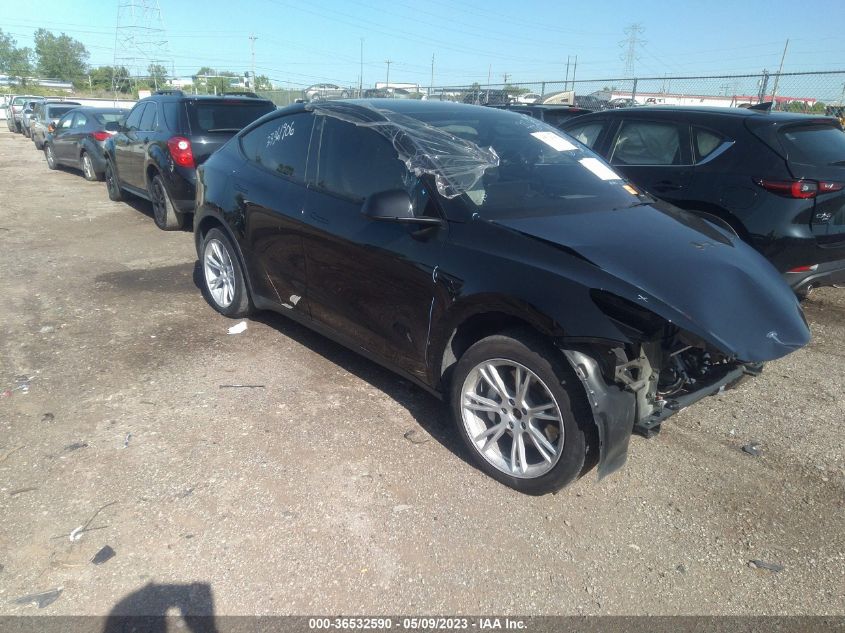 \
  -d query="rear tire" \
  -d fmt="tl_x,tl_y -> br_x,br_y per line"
80,151 -> 100,181
105,158 -> 123,201
150,174 -> 185,231
44,144 -> 57,170
200,228 -> 252,318
449,330 -> 591,495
